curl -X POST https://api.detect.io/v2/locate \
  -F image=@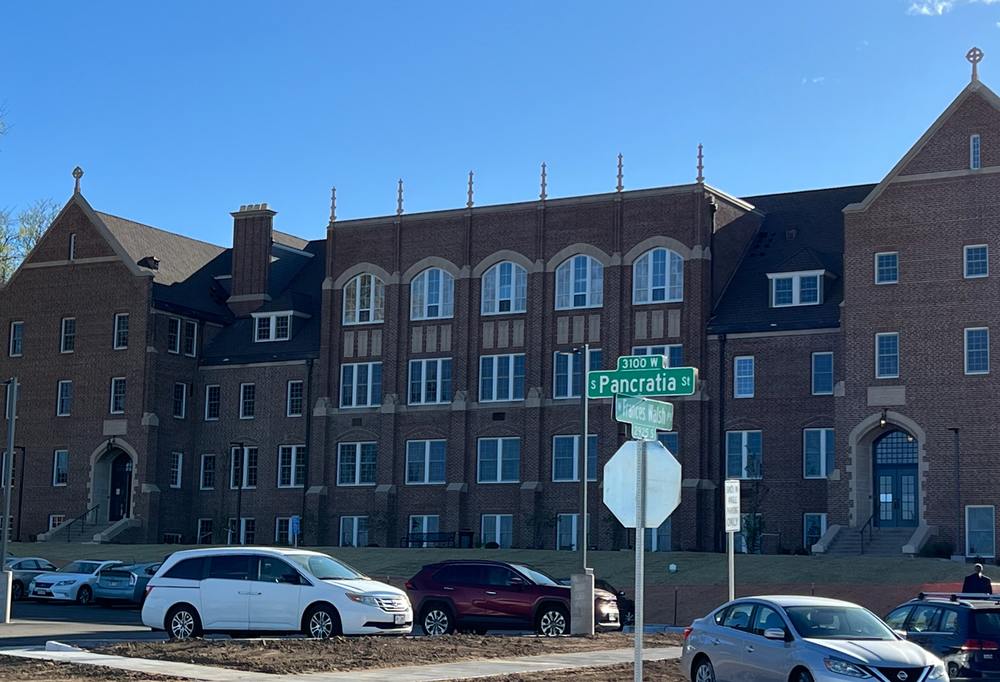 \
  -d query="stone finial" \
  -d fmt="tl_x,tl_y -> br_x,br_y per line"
968,46 -> 984,82
72,166 -> 84,194
396,179 -> 404,216
616,153 -> 624,193
467,170 -> 474,209
539,162 -> 547,201
696,144 -> 704,184
328,187 -> 337,226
